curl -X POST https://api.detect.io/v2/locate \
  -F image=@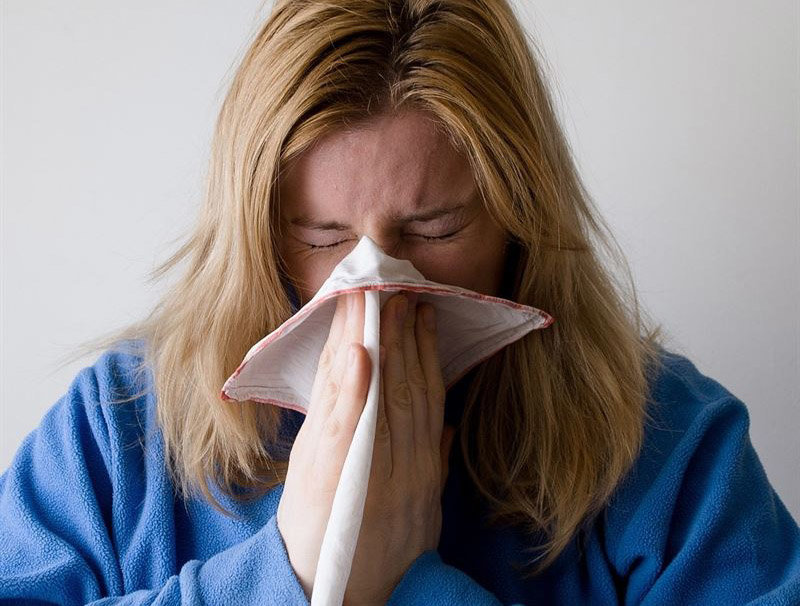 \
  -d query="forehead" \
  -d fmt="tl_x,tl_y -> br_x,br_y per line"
277,110 -> 477,223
